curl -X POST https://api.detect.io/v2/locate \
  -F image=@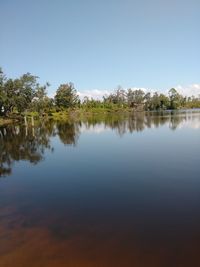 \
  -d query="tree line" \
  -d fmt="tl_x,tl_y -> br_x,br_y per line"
1,68 -> 200,116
